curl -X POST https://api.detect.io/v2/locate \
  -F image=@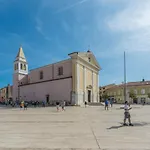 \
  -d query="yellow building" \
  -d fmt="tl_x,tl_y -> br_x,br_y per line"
0,84 -> 13,101
99,84 -> 115,102
100,80 -> 150,104
69,50 -> 101,105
